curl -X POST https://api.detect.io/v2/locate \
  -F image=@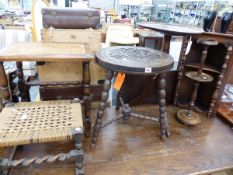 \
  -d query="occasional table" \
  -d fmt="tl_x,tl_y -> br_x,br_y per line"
0,42 -> 93,137
91,46 -> 174,148
139,23 -> 203,106
138,23 -> 203,53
